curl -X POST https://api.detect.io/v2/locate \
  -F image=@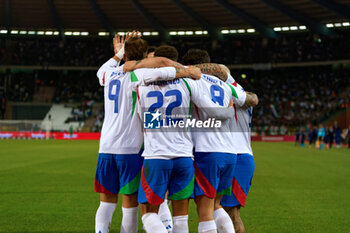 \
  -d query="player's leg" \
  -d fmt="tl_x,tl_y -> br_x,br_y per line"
194,152 -> 222,233
221,153 -> 255,233
121,194 -> 139,233
96,194 -> 118,233
223,206 -> 245,233
94,153 -> 120,233
329,138 -> 333,149
336,137 -> 340,148
320,136 -> 324,149
118,153 -> 144,233
172,199 -> 190,233
213,153 -> 237,233
194,195 -> 218,233
168,157 -> 195,233
138,159 -> 171,233
139,203 -> 167,233
214,195 -> 235,233
158,191 -> 173,232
